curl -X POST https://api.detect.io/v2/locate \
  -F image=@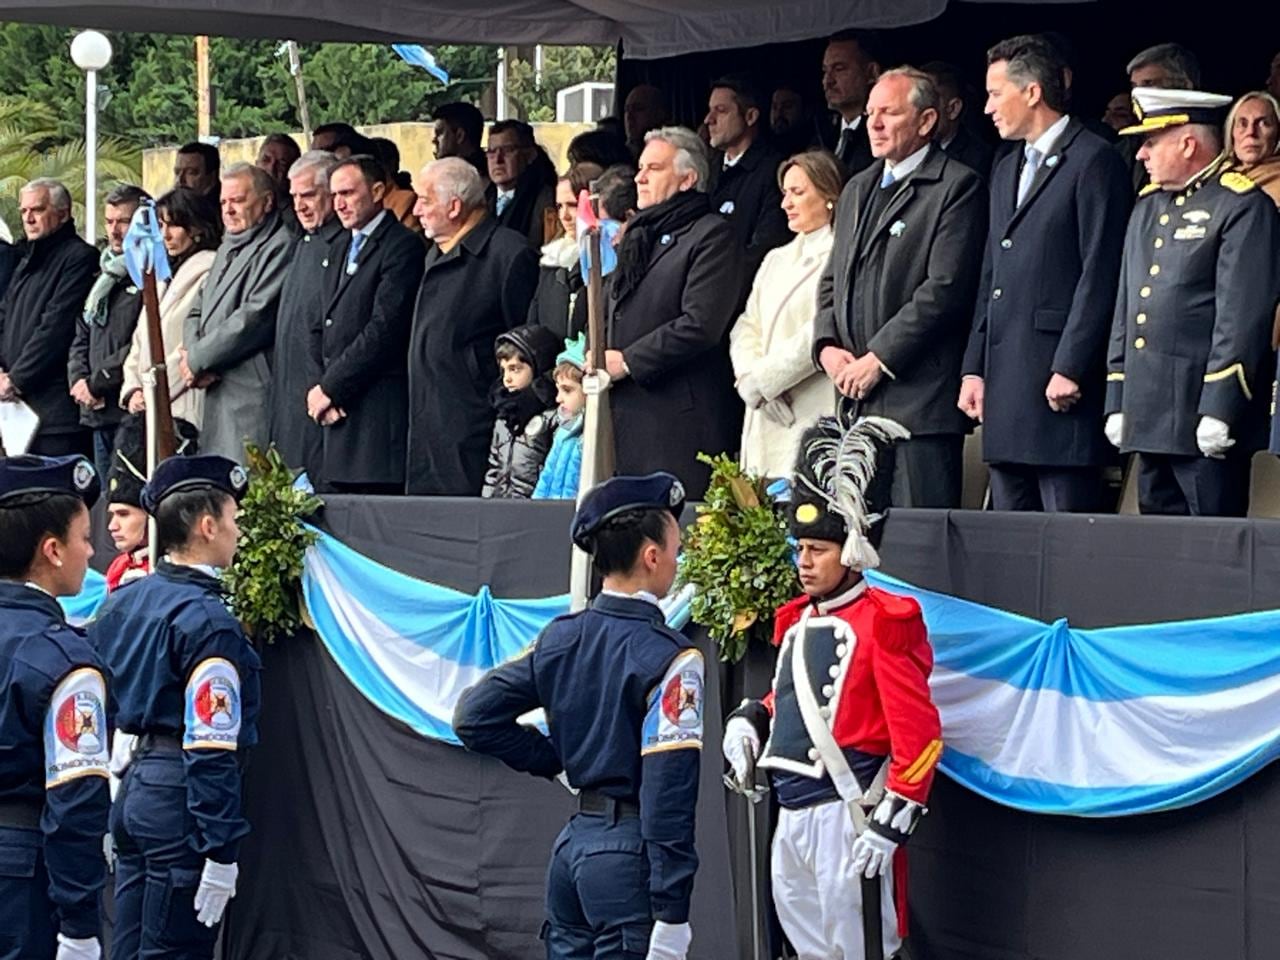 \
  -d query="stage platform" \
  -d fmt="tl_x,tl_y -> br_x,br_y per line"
218,499 -> 1280,960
